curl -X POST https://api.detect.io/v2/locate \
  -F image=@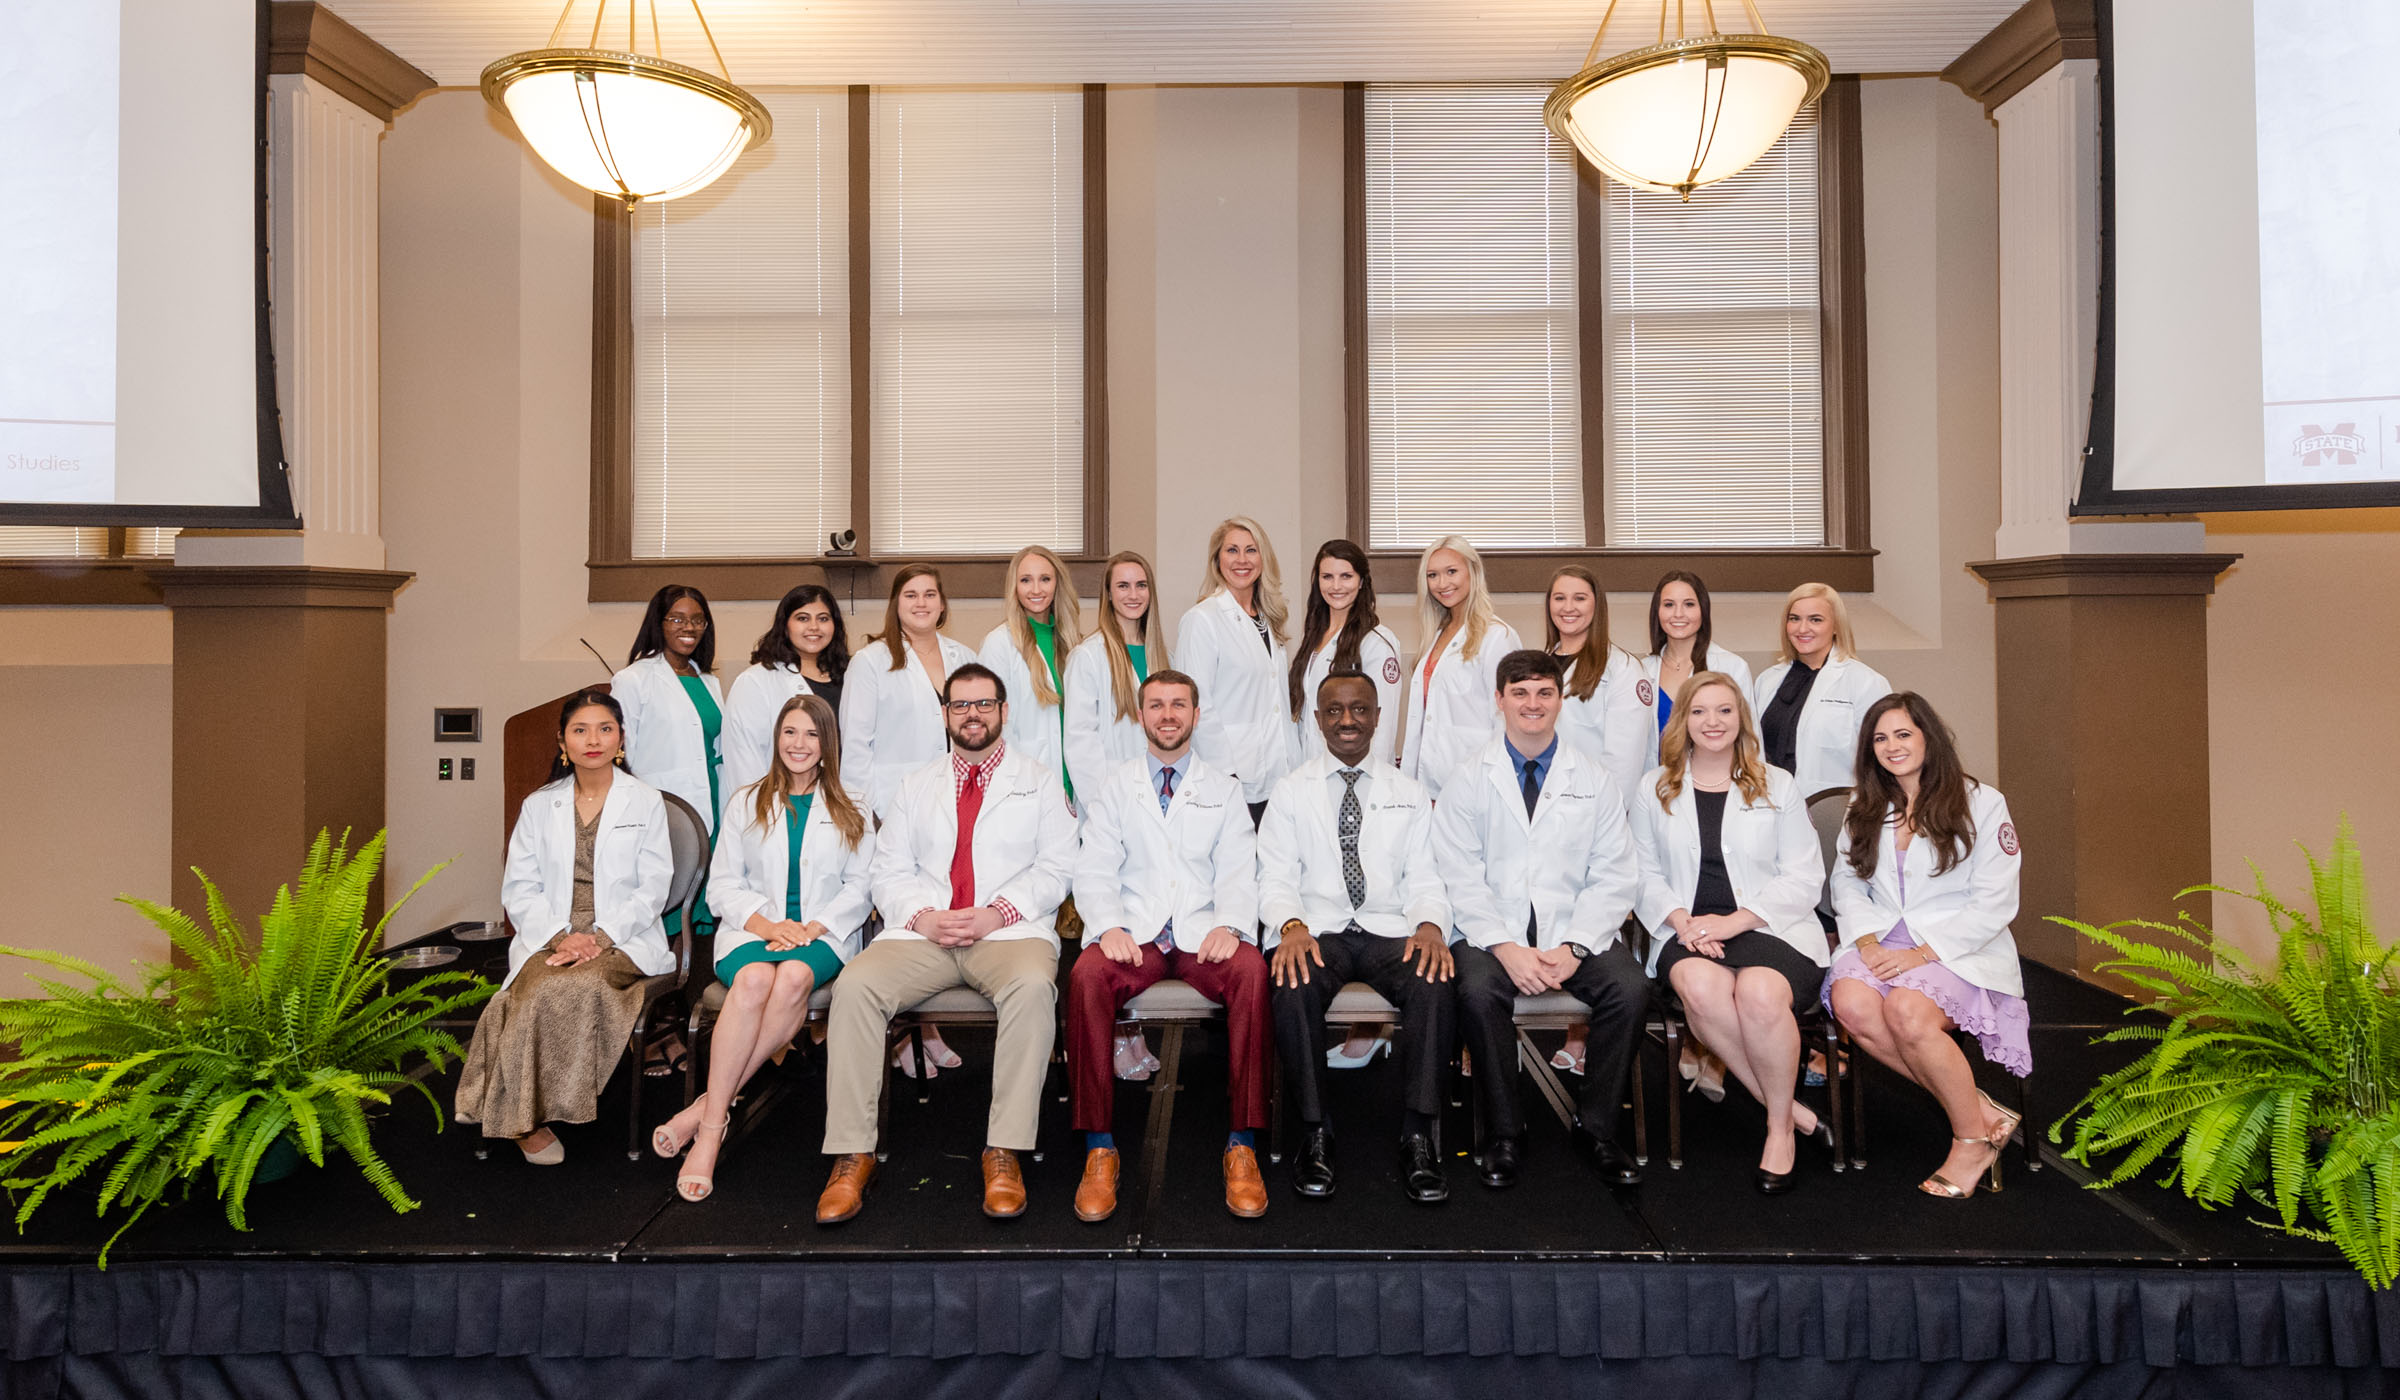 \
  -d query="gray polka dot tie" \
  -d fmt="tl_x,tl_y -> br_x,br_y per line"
1338,768 -> 1365,910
